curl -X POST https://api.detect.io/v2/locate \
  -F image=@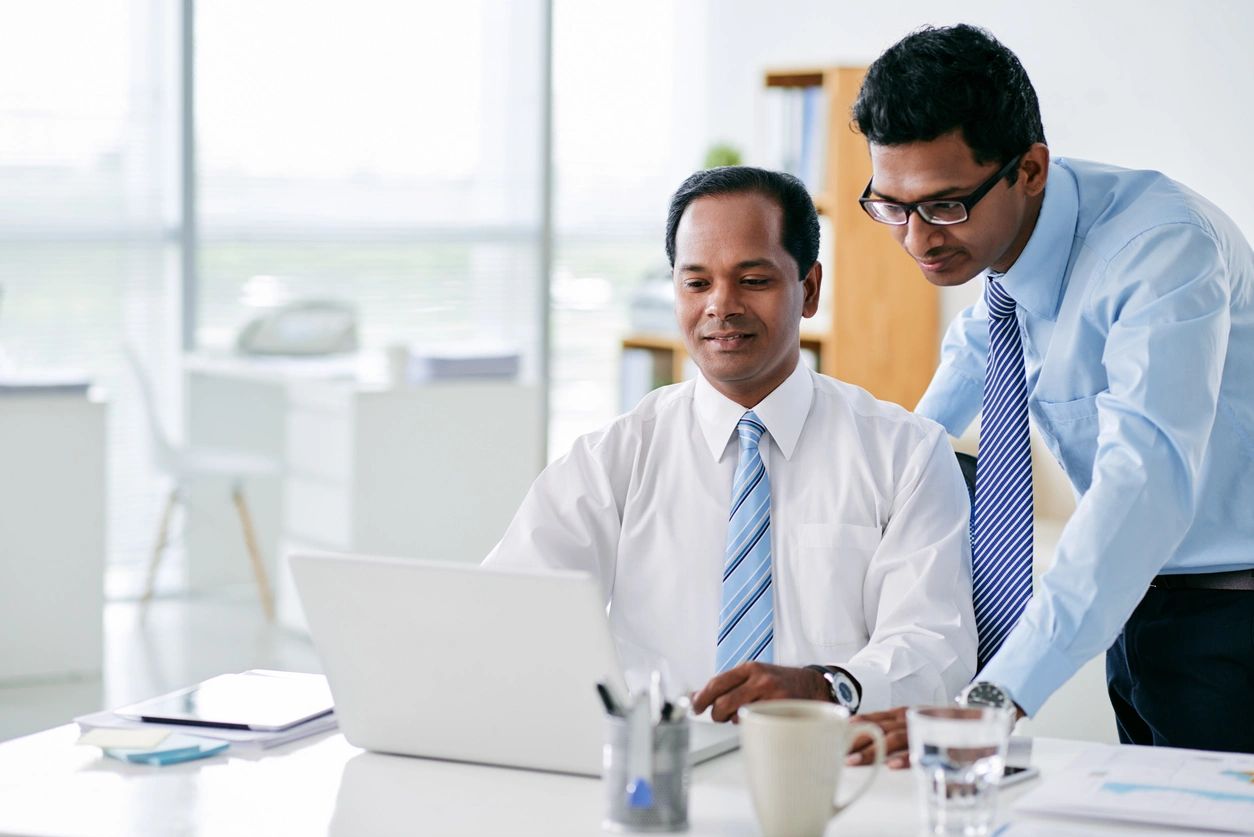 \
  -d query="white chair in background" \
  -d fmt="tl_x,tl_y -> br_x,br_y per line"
123,345 -> 279,621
